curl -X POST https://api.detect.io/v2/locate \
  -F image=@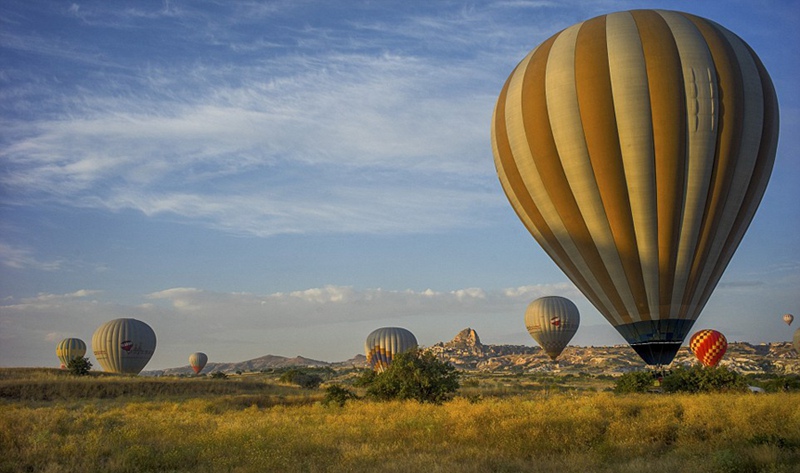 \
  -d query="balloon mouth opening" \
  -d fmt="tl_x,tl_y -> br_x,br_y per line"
629,341 -> 683,366
614,319 -> 695,365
